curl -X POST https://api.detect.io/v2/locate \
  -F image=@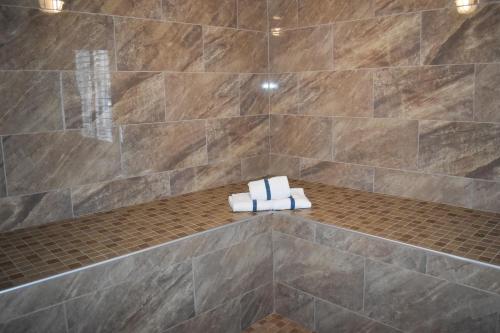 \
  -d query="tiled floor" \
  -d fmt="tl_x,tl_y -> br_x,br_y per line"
243,314 -> 313,333
1,179 -> 499,291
